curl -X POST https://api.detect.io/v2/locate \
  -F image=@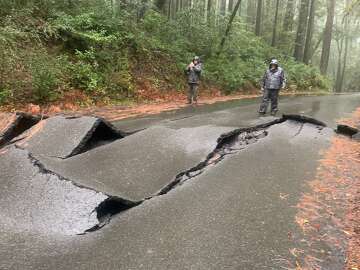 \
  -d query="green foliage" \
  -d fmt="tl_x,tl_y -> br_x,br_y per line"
30,54 -> 62,103
69,48 -> 102,93
0,88 -> 11,104
283,59 -> 331,89
0,1 -> 330,106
